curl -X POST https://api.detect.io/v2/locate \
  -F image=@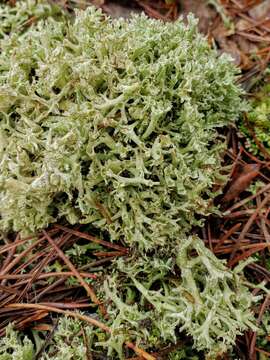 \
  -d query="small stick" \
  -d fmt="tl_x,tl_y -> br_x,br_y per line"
15,310 -> 48,329
34,319 -> 59,360
94,200 -> 112,224
93,251 -> 124,257
225,149 -> 270,182
214,223 -> 242,251
0,229 -> 58,255
207,223 -> 213,252
0,237 -> 44,276
54,225 -> 128,253
257,195 -> 270,252
5,303 -> 156,360
0,271 -> 98,281
32,258 -> 116,302
82,327 -> 93,360
32,278 -> 67,303
42,230 -> 106,317
1,234 -> 19,272
229,243 -> 270,267
249,295 -> 270,357
17,231 -> 75,301
224,209 -> 268,218
38,302 -> 96,309
225,183 -> 270,214
125,342 -> 156,360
